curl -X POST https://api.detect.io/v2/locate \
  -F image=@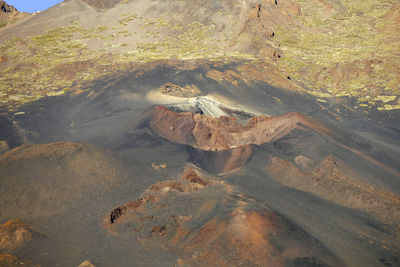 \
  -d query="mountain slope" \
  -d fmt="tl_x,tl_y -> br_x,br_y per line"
0,0 -> 399,266
0,1 -> 30,32
0,142 -> 133,220
0,0 -> 399,112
